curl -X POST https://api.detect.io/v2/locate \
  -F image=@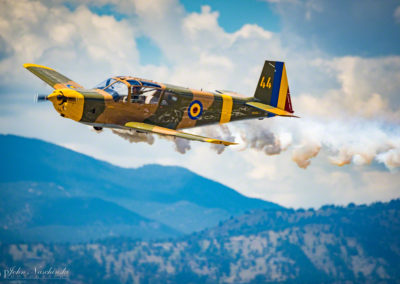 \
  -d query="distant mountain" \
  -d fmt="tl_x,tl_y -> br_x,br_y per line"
2,200 -> 399,283
0,134 -> 281,242
0,181 -> 179,242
